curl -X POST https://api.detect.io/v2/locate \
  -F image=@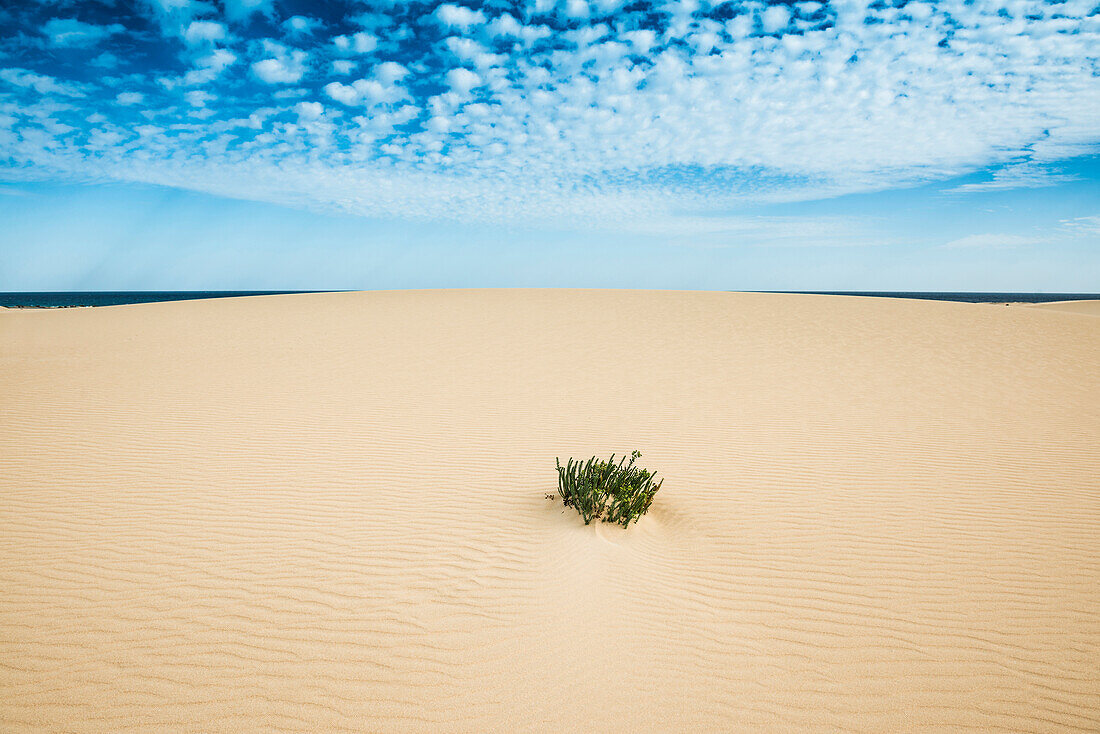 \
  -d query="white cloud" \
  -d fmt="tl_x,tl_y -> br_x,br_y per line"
333,32 -> 377,55
182,20 -> 227,46
565,0 -> 590,19
323,81 -> 358,106
941,234 -> 1040,249
0,68 -> 84,97
251,50 -> 307,84
621,30 -> 656,54
116,92 -> 144,106
88,128 -> 126,147
272,88 -> 307,100
1059,217 -> 1100,236
140,0 -> 208,39
374,62 -> 408,84
486,14 -> 551,43
445,68 -> 481,95
294,101 -> 324,121
4,0 -> 1100,230
760,5 -> 791,34
184,89 -> 213,107
434,4 -> 486,31
486,14 -> 533,41
182,48 -> 237,85
591,0 -> 625,13
198,48 -> 236,72
331,60 -> 356,76
324,75 -> 410,107
444,37 -> 502,68
284,16 -> 321,37
224,0 -> 274,22
43,18 -> 125,48
950,163 -> 1081,193
90,52 -> 121,69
